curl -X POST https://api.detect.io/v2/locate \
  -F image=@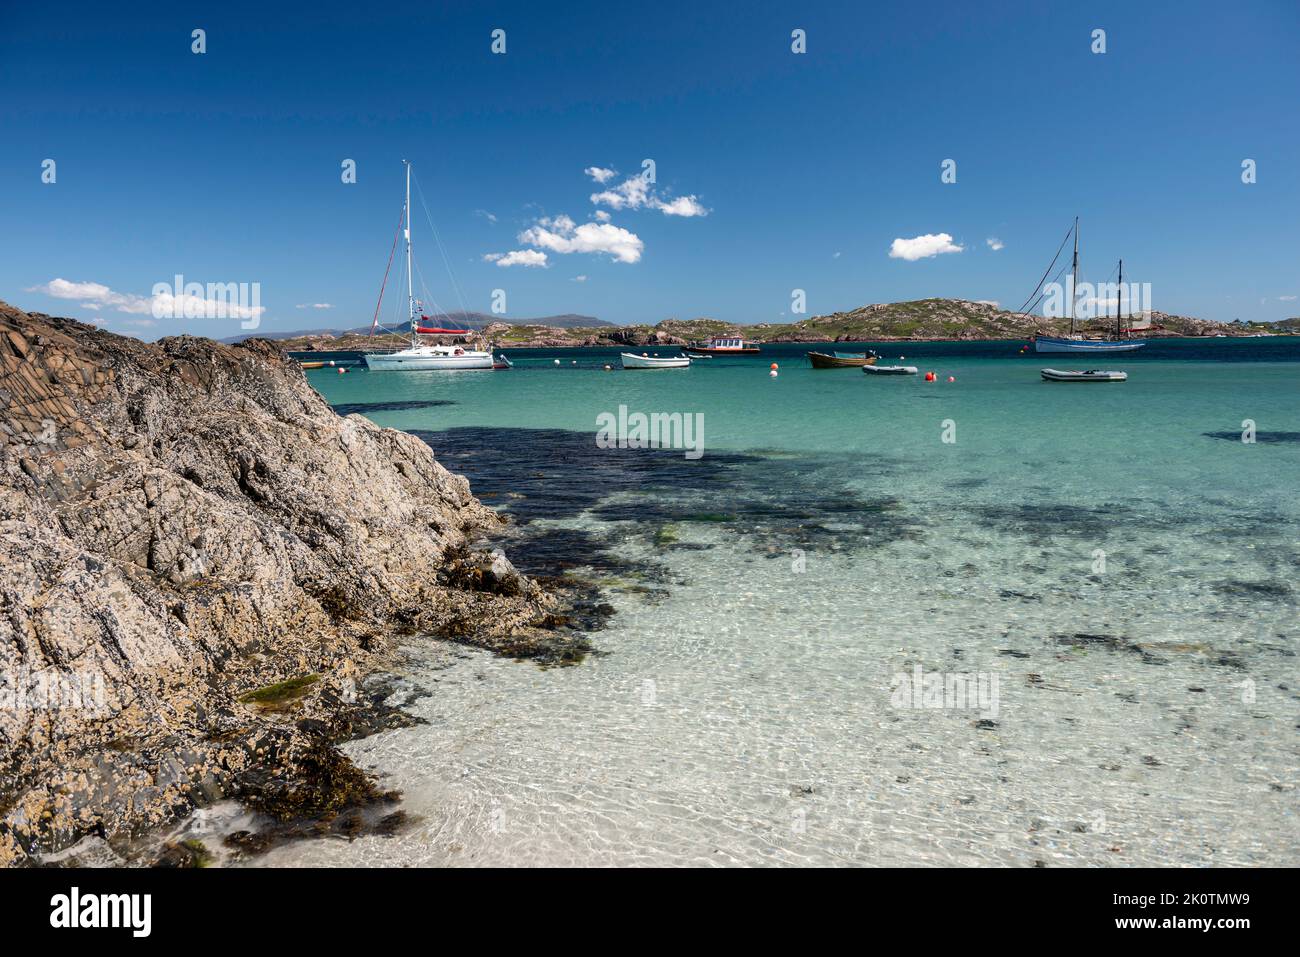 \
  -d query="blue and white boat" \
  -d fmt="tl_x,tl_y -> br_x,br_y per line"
1031,219 -> 1147,354
1034,335 -> 1145,354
